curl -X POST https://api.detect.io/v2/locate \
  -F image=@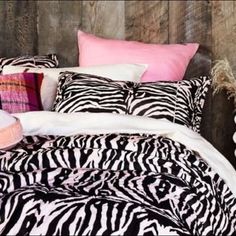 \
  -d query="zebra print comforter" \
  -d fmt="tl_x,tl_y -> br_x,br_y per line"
0,133 -> 236,235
